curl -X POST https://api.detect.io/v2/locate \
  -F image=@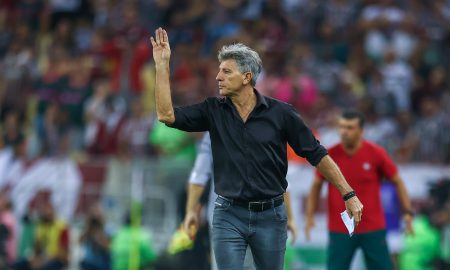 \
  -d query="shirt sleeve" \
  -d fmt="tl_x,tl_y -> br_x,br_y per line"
377,146 -> 398,180
167,99 -> 210,132
285,105 -> 328,166
188,133 -> 213,186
